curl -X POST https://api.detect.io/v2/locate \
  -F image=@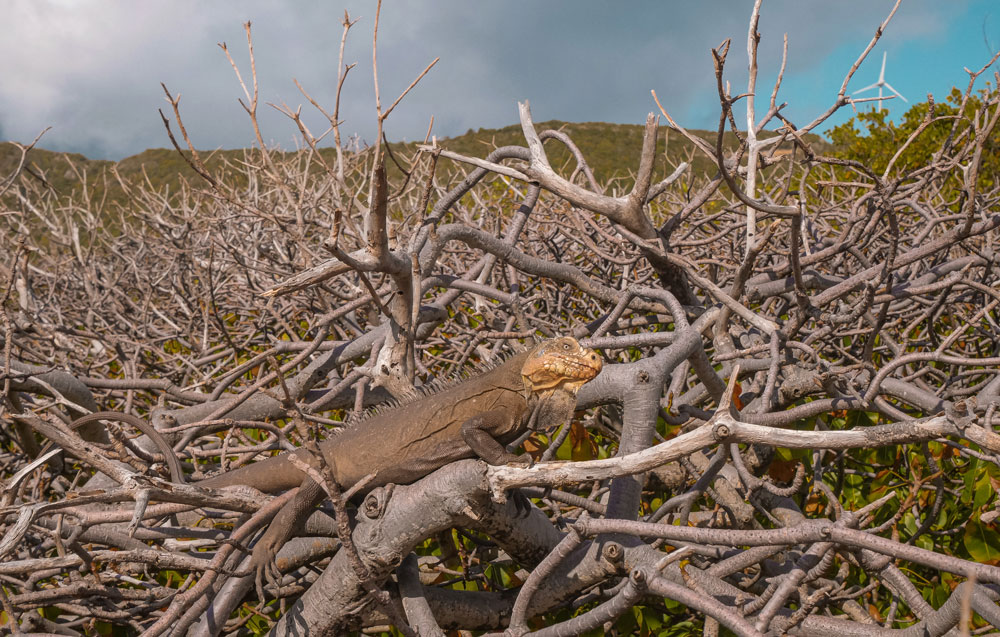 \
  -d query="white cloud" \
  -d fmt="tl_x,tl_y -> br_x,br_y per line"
0,0 -> 981,158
